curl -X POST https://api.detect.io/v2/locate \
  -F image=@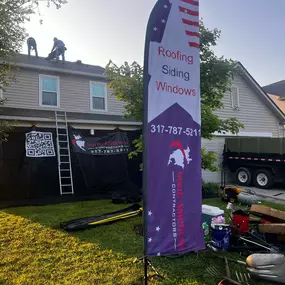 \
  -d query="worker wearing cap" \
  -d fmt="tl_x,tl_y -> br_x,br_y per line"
27,37 -> 38,58
51,37 -> 66,63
